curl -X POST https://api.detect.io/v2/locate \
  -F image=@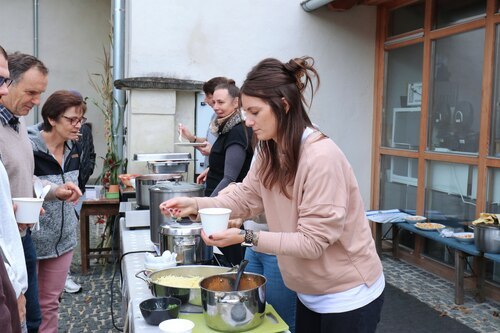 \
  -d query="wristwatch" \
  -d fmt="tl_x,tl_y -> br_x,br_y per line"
241,229 -> 259,247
